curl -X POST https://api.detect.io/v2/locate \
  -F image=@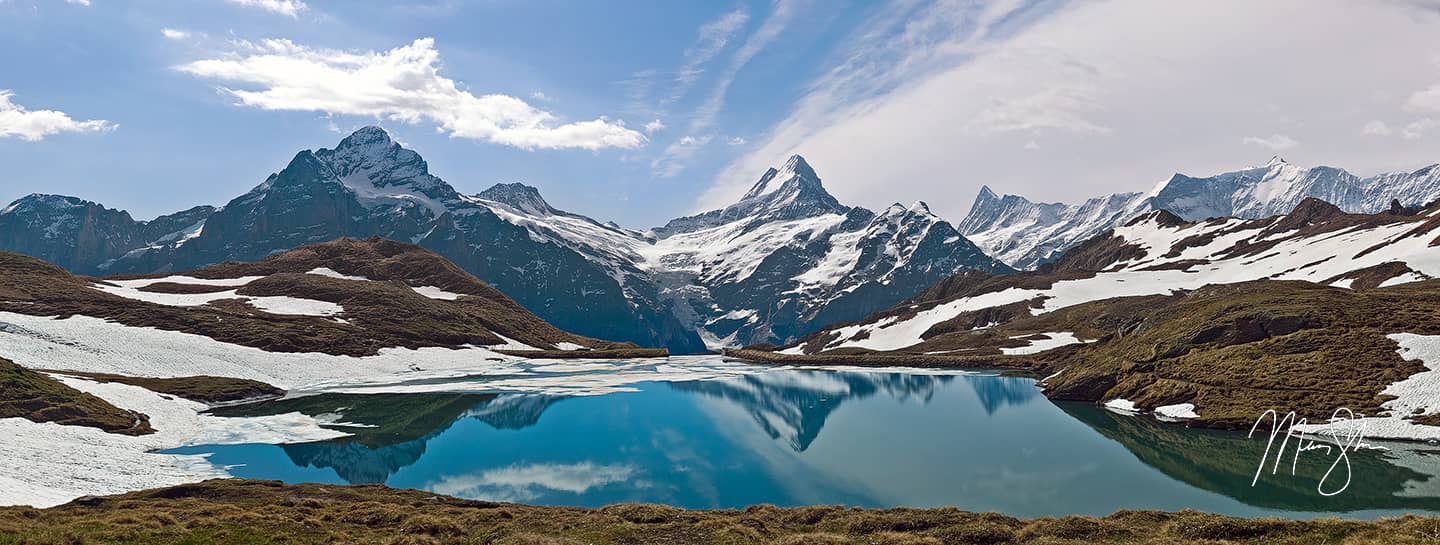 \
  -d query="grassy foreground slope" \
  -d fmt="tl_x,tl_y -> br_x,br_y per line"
3,480 -> 1439,545
0,356 -> 153,435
